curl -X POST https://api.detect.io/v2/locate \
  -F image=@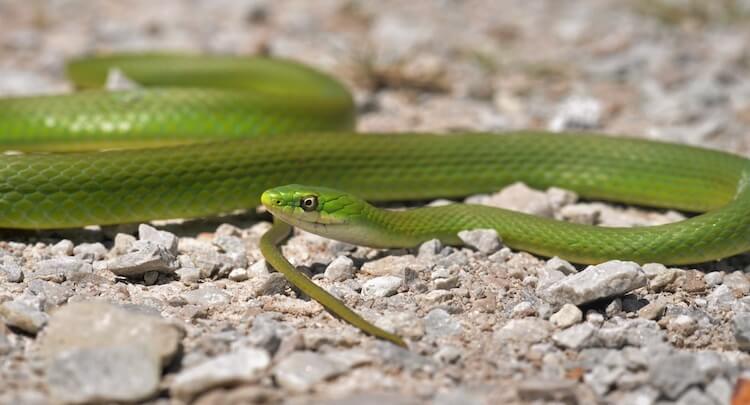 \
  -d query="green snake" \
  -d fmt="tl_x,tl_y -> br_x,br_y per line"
4,53 -> 750,346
